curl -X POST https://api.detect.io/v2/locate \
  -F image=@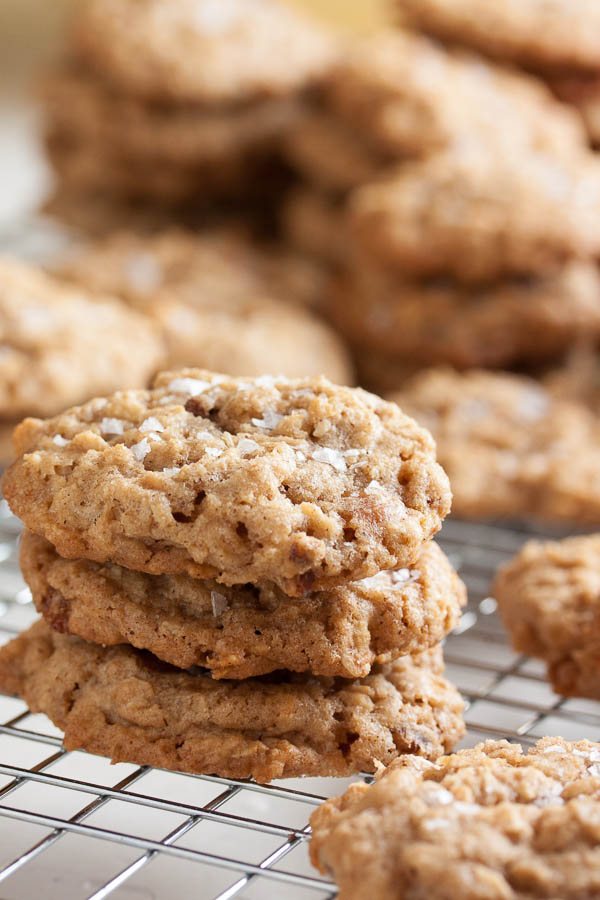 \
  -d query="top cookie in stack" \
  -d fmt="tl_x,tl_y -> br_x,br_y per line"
397,0 -> 600,148
0,370 -> 465,781
282,29 -> 600,393
43,0 -> 336,211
